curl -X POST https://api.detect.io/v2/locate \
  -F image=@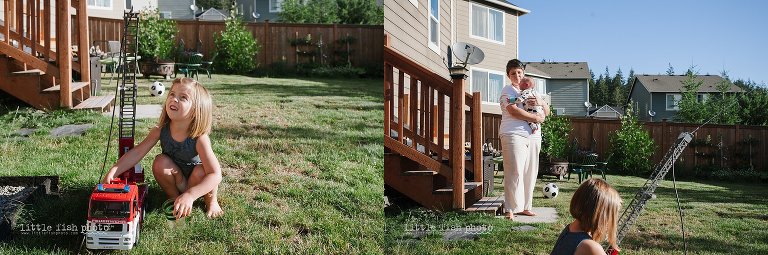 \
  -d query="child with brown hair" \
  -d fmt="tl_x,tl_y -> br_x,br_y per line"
550,178 -> 622,255
102,77 -> 223,219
